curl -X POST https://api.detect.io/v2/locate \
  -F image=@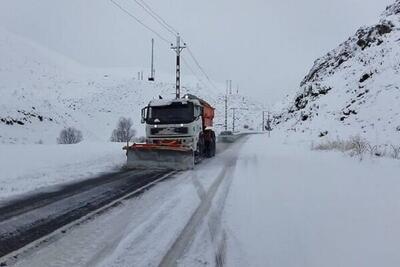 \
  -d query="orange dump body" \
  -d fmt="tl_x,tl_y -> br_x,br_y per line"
202,104 -> 215,128
198,98 -> 215,129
